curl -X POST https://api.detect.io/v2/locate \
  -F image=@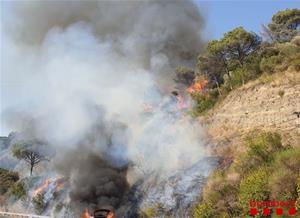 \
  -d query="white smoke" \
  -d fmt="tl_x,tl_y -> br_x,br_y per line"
1,1 -> 207,180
